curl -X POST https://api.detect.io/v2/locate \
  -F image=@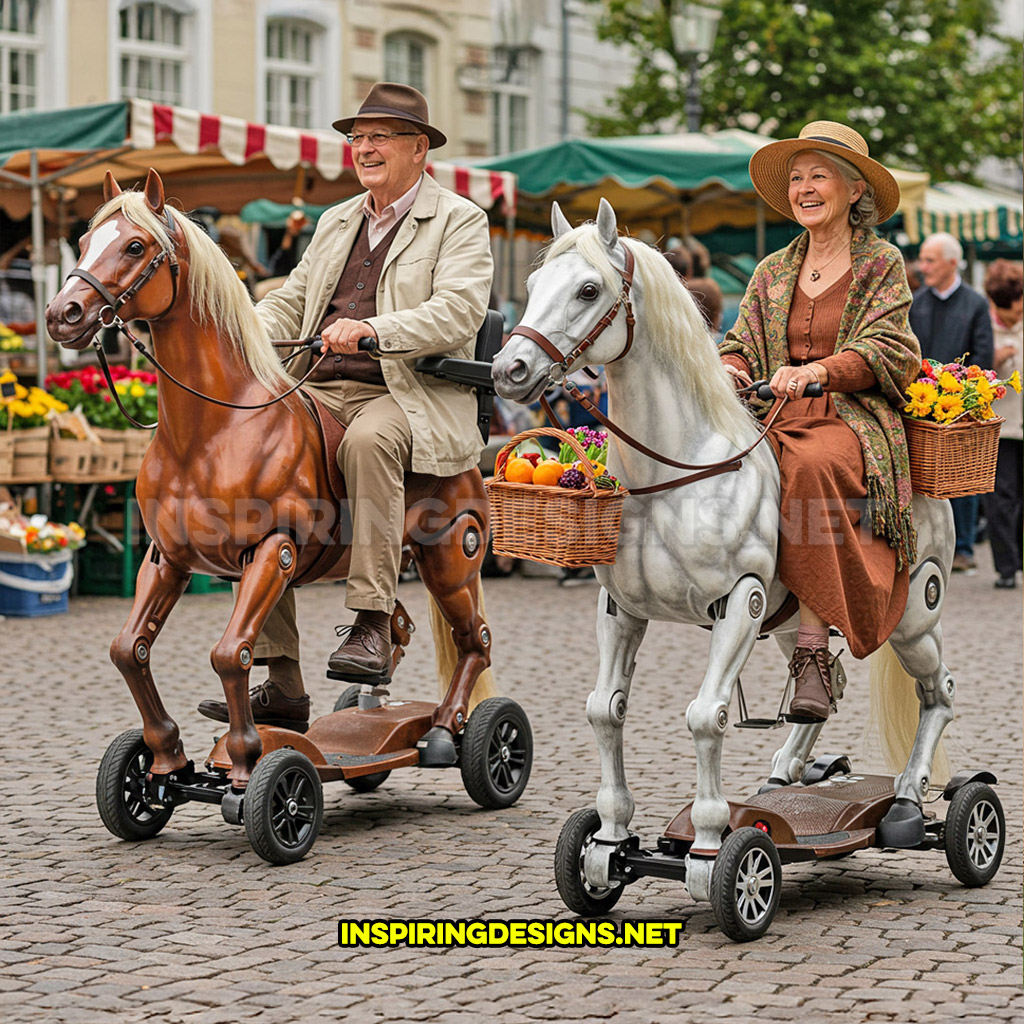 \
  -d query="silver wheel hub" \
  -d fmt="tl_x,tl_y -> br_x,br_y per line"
499,744 -> 510,763
286,798 -> 298,816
